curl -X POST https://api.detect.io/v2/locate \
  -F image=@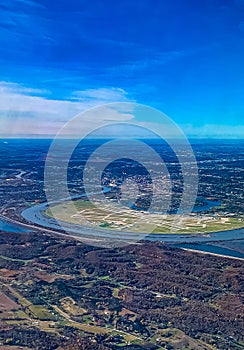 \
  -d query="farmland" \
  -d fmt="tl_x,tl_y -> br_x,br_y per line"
46,198 -> 244,234
0,230 -> 243,349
